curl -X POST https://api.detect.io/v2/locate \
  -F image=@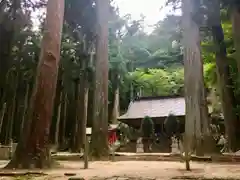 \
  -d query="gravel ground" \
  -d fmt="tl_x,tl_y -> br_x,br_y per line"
0,161 -> 240,180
